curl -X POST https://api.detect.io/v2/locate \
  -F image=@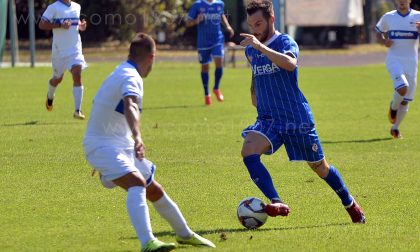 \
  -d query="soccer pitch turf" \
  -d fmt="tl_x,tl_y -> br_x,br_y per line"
0,62 -> 419,251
